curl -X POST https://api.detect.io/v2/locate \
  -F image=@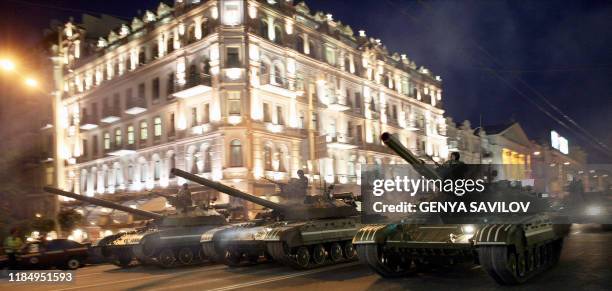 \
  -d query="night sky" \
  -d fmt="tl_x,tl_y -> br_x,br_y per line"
1,0 -> 611,162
